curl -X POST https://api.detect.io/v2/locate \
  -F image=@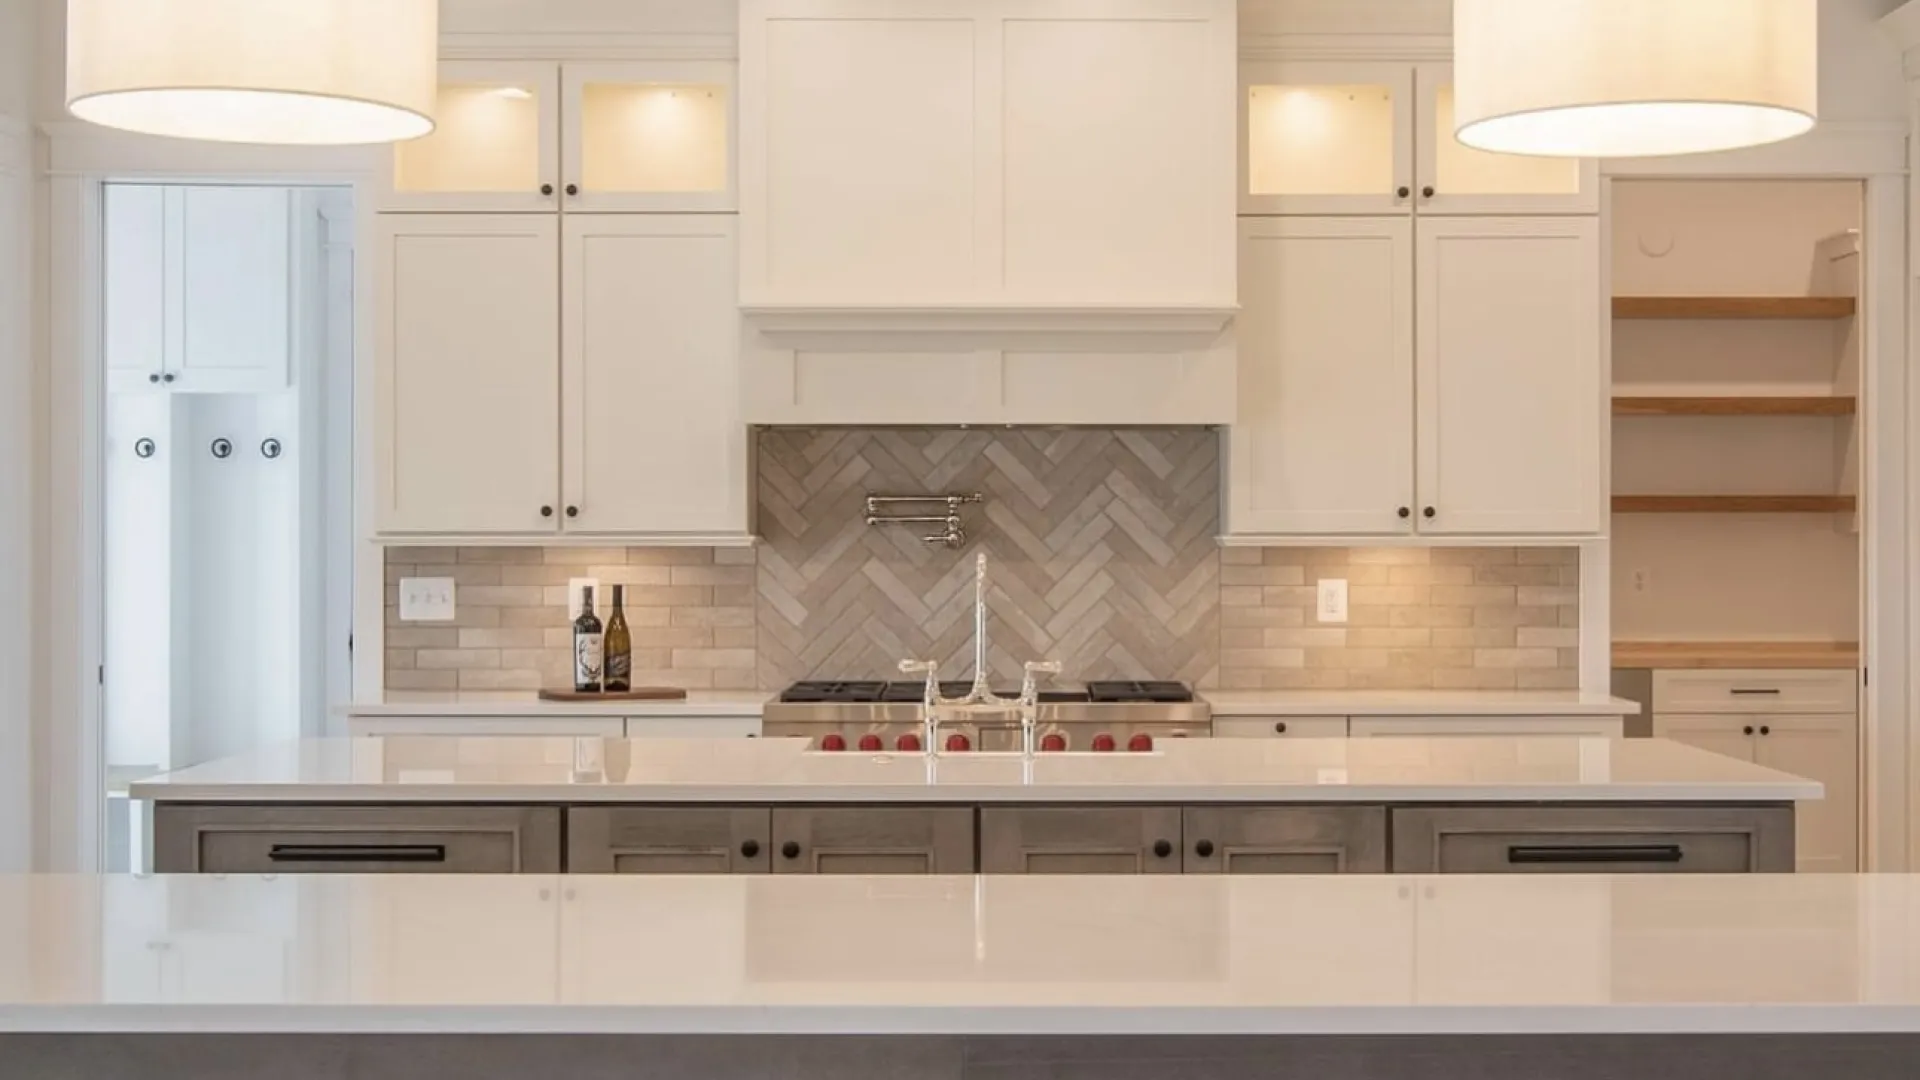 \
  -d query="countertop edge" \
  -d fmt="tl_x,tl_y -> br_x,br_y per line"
1199,694 -> 1643,717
